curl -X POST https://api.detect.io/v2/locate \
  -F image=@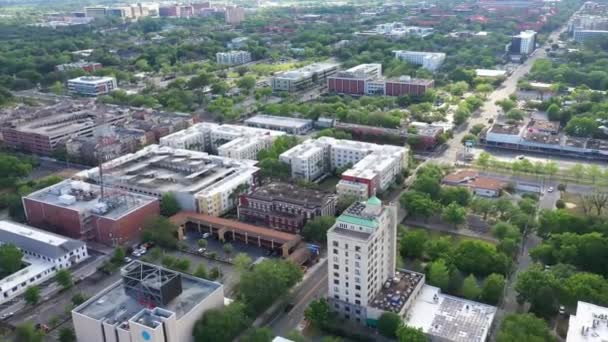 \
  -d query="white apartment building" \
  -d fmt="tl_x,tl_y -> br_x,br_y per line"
510,30 -> 537,55
67,76 -> 117,96
159,122 -> 285,159
567,301 -> 608,342
393,51 -> 446,71
216,50 -> 252,66
279,137 -> 408,198
271,62 -> 339,92
327,197 -> 398,323
0,221 -> 88,304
